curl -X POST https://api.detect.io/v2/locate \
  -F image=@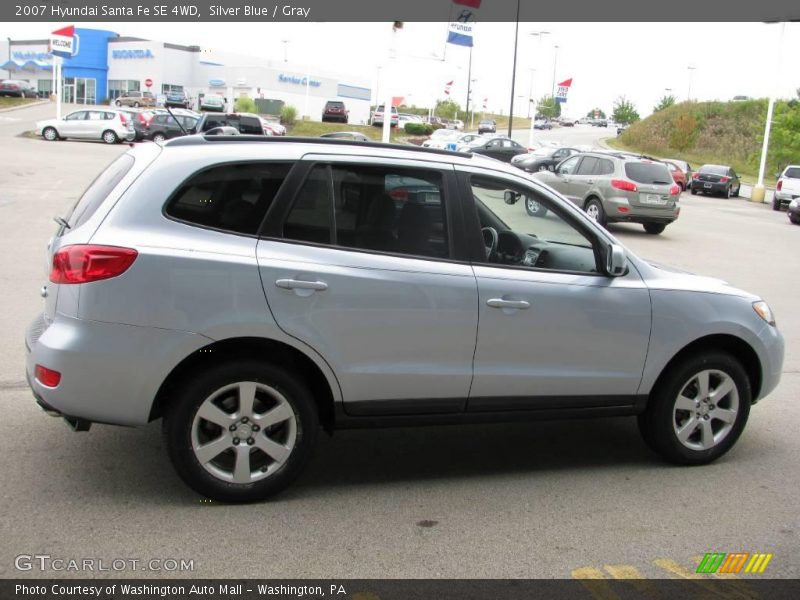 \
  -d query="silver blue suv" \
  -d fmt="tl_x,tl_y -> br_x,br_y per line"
26,137 -> 784,502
